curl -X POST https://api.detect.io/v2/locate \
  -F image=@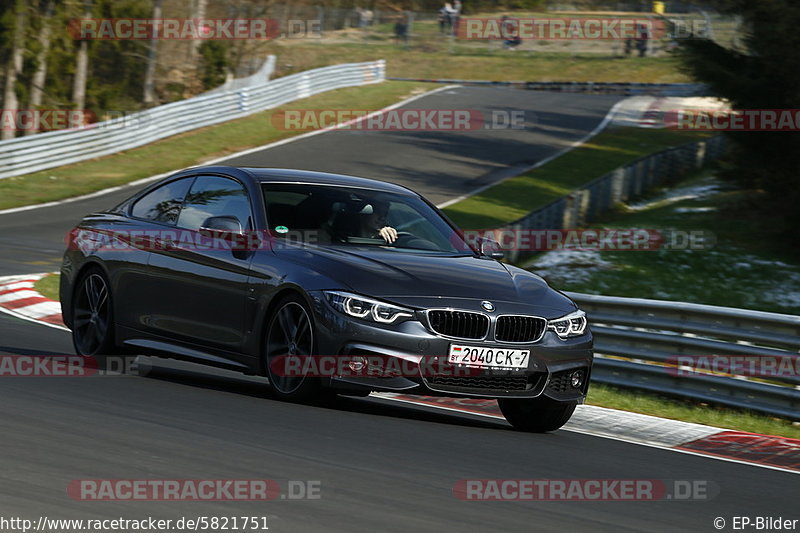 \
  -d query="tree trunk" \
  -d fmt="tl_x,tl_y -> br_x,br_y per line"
2,0 -> 26,141
72,1 -> 92,111
72,41 -> 88,110
188,0 -> 207,64
26,0 -> 55,136
143,0 -> 163,106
